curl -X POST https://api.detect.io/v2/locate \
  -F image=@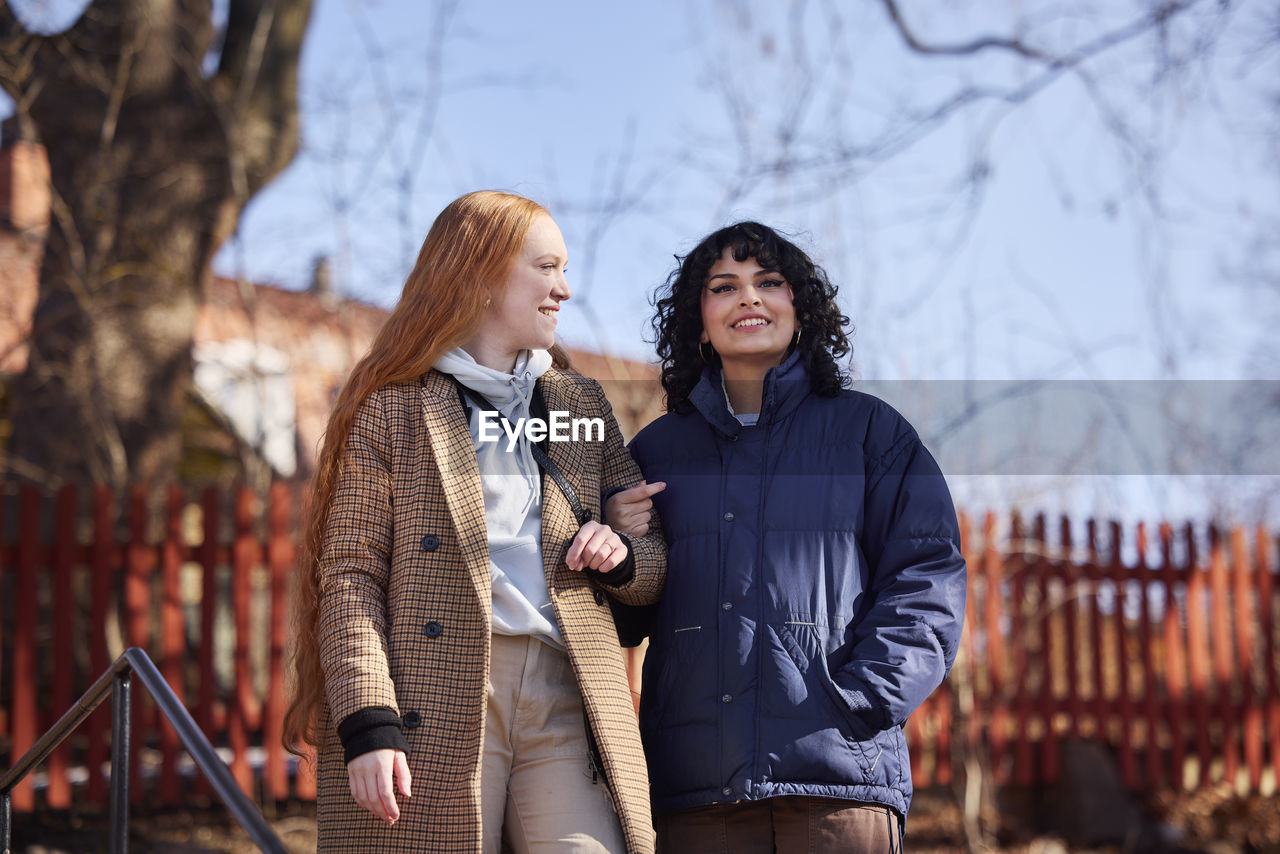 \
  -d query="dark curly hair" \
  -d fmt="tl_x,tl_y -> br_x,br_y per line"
651,222 -> 852,412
